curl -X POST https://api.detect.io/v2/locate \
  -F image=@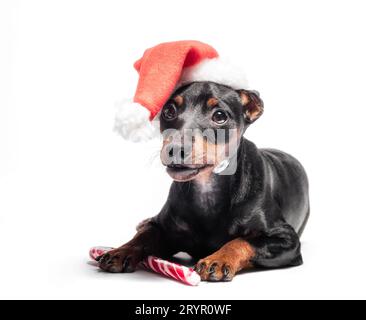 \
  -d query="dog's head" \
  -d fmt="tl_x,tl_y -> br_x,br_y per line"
160,82 -> 263,182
